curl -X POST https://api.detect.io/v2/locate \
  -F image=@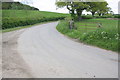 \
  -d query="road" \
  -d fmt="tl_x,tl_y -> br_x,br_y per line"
3,22 -> 118,78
